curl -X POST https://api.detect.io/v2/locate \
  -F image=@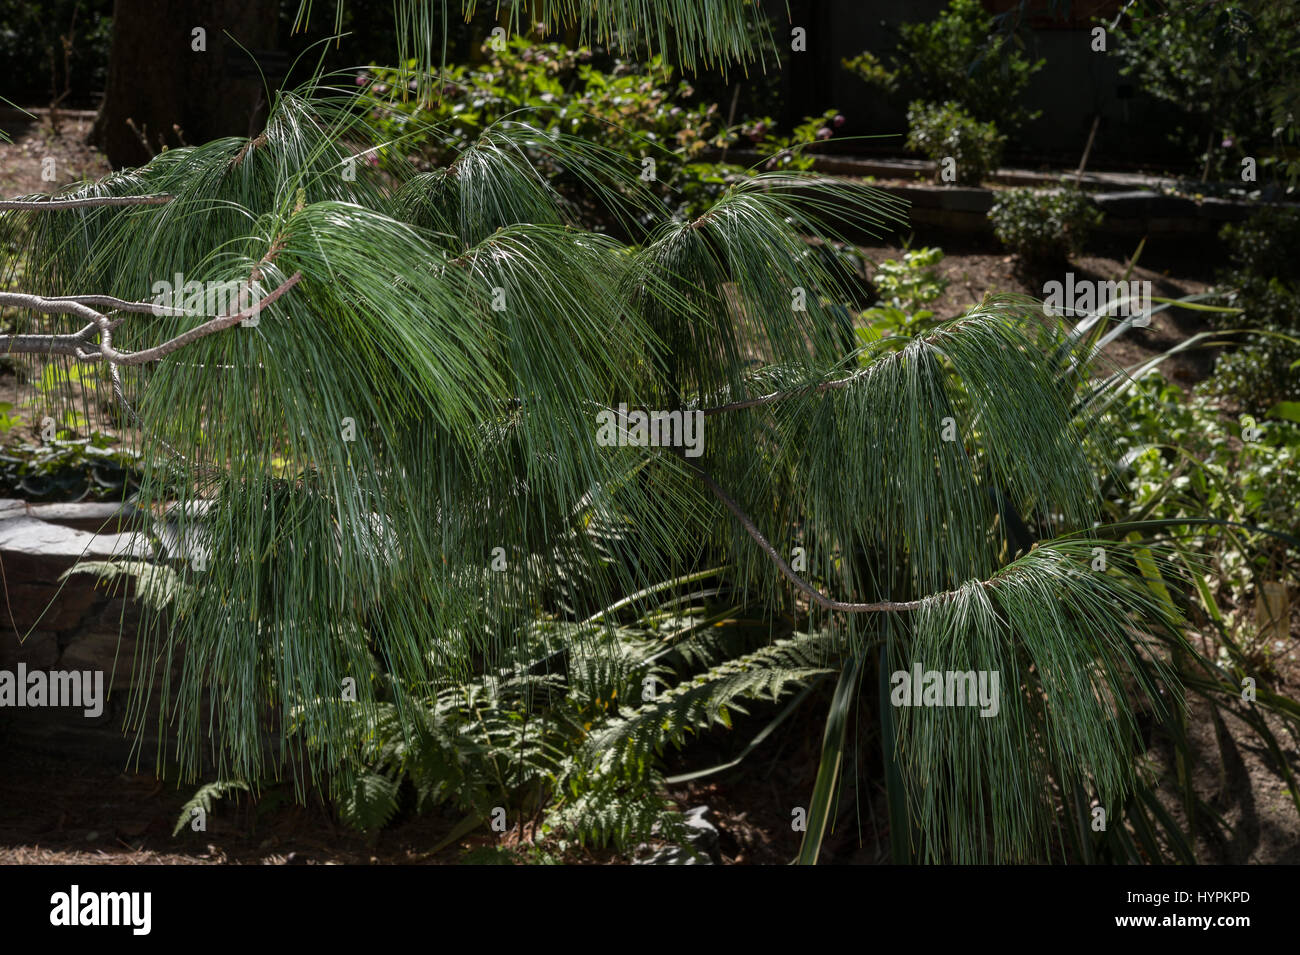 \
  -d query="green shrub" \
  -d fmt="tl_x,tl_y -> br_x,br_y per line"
1202,207 -> 1300,412
1110,372 -> 1300,669
1112,0 -> 1300,187
1219,206 -> 1300,280
873,245 -> 946,310
857,245 -> 949,343
988,187 -> 1103,263
905,100 -> 1003,185
844,0 -> 1043,133
363,41 -> 726,167
0,0 -> 113,103
743,108 -> 846,173
1207,330 -> 1300,413
360,39 -> 846,219
360,39 -> 736,219
0,434 -> 141,501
